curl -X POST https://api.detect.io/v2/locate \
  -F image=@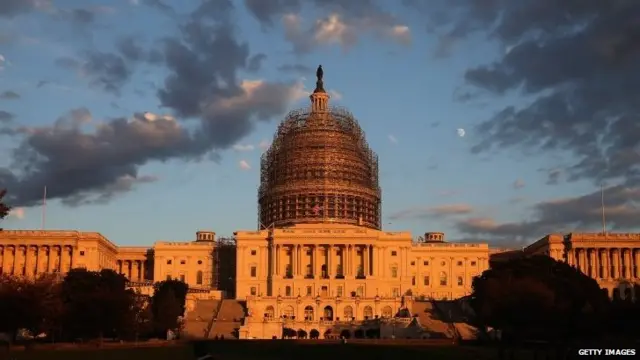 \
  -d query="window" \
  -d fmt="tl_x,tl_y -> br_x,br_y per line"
424,276 -> 430,286
337,286 -> 343,297
198,260 -> 203,265
457,276 -> 463,286
285,286 -> 292,296
251,250 -> 257,256
391,266 -> 398,278
250,266 -> 257,277
265,306 -> 275,319
440,271 -> 448,286
457,261 -> 462,266
423,260 -> 429,266
196,271 -> 203,285
166,275 -> 171,280
306,286 -> 312,296
392,288 -> 400,297
179,274 -> 185,282
250,287 -> 257,295
180,260 -> 186,265
356,286 -> 364,296
363,306 -> 373,319
304,306 -> 314,321
391,251 -> 397,256
470,261 -> 477,266
321,286 -> 328,296
167,259 -> 172,265
410,261 -> 415,266
343,305 -> 354,319
79,251 -> 85,256
411,276 -> 415,286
